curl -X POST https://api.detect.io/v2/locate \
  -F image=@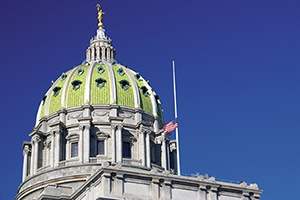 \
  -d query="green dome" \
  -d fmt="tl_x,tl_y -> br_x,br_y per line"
36,61 -> 164,126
